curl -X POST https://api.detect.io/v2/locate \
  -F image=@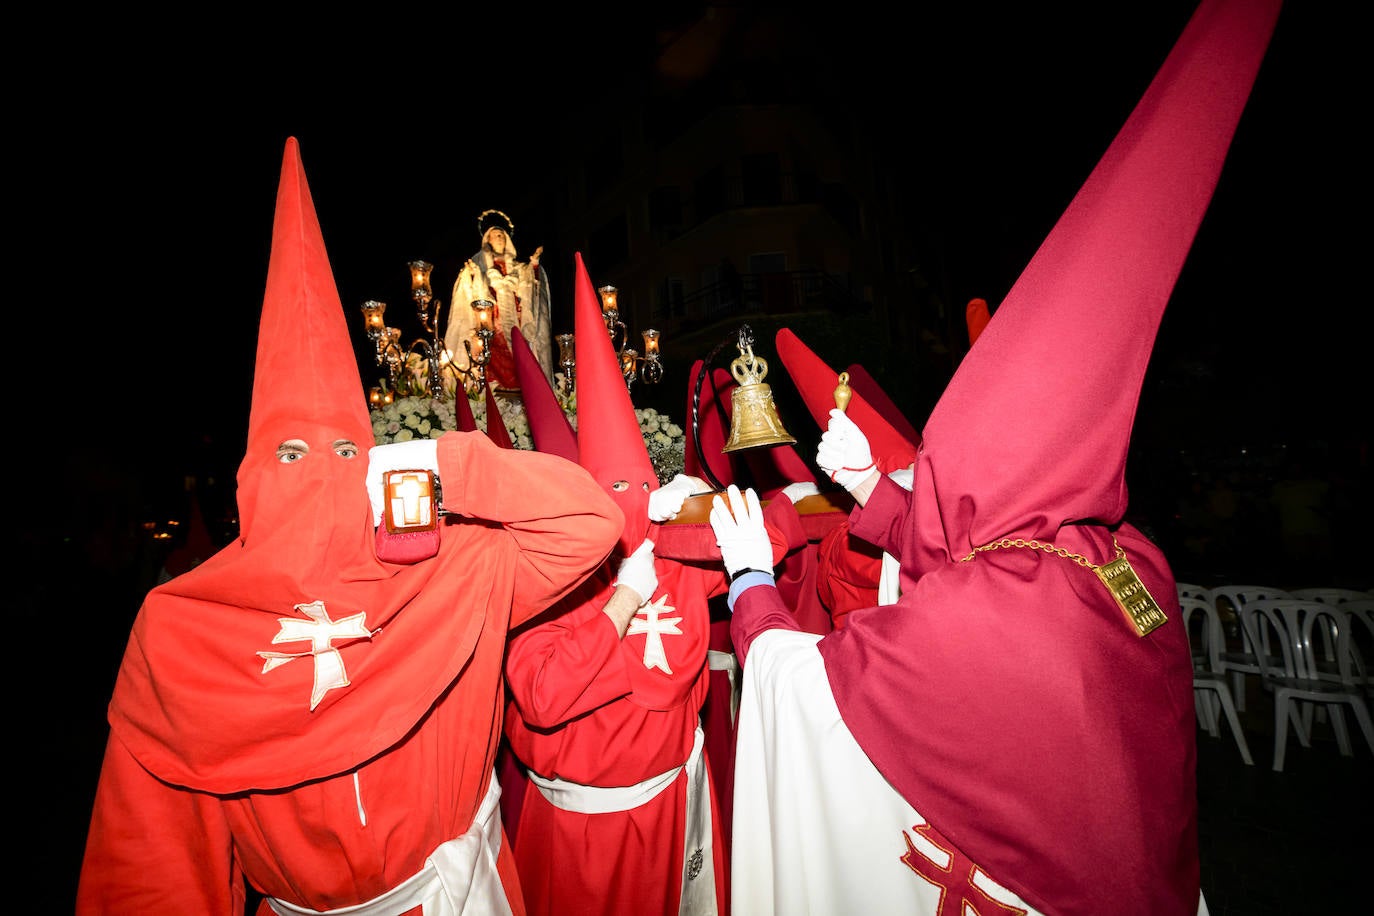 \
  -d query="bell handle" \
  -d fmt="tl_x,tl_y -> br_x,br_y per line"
834,371 -> 852,412
732,352 -> 767,386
